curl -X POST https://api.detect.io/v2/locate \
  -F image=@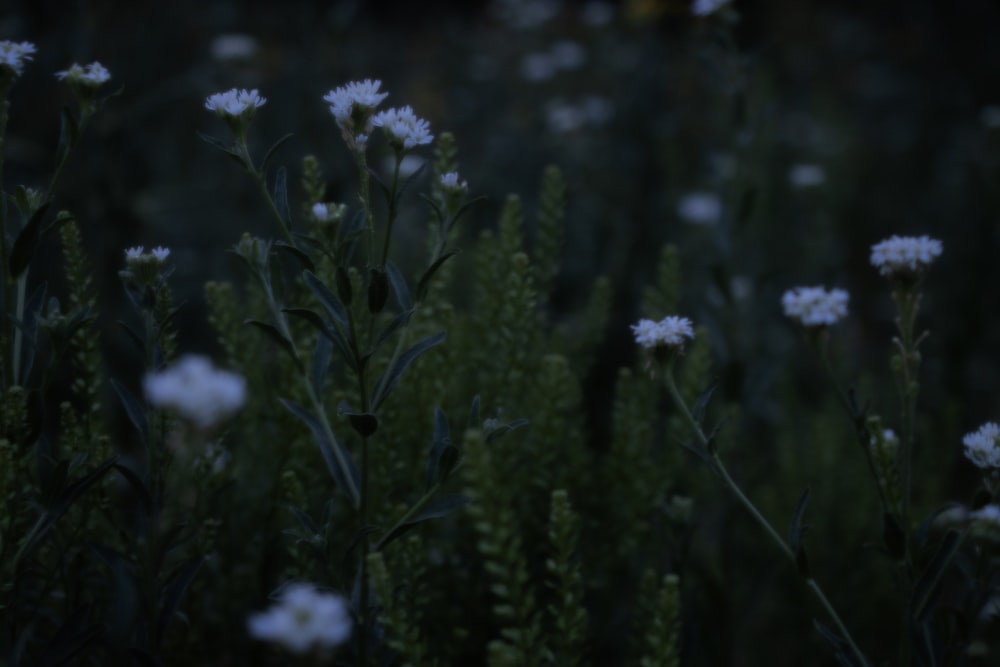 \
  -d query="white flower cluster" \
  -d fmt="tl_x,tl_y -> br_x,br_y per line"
0,40 -> 36,77
781,286 -> 849,327
124,245 -> 171,262
440,172 -> 468,192
247,583 -> 352,655
204,88 -> 266,118
631,316 -> 695,351
677,192 -> 722,226
870,235 -> 942,277
144,355 -> 246,429
56,61 -> 111,87
323,79 -> 388,149
372,105 -> 433,150
962,422 -> 1000,469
